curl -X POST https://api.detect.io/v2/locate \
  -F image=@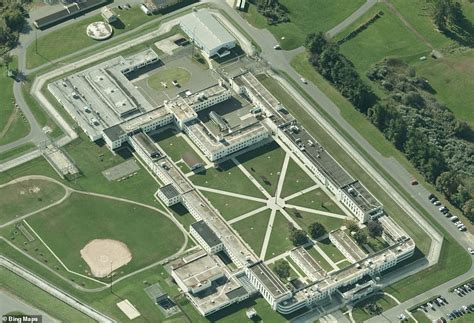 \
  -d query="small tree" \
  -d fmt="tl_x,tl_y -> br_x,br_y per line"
288,224 -> 308,246
367,220 -> 384,238
353,230 -> 367,245
273,260 -> 290,279
345,220 -> 359,233
308,222 -> 326,239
